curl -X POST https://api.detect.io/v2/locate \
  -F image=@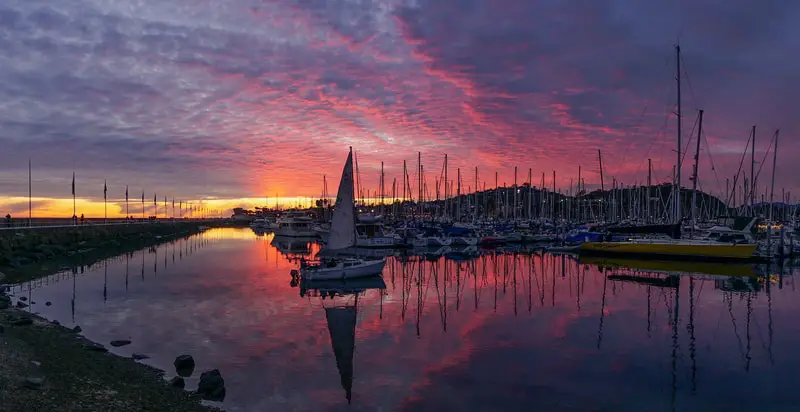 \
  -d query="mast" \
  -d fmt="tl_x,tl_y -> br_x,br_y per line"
528,168 -> 533,221
598,150 -> 605,221
691,110 -> 704,230
444,154 -> 448,219
418,152 -> 422,218
751,125 -> 756,210
402,160 -> 407,218
647,159 -> 652,223
513,166 -> 518,221
675,44 -> 682,226
380,161 -> 384,216
495,171 -> 499,219
457,168 -> 461,221
769,130 -> 779,224
552,170 -> 556,221
577,166 -> 581,222
475,166 -> 479,220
